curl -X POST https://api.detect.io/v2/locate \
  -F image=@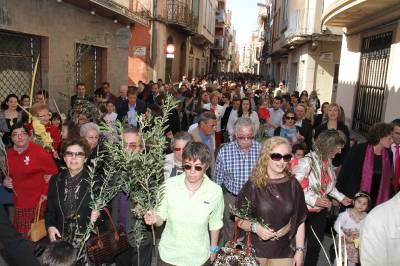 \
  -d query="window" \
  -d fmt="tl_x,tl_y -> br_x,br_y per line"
75,43 -> 104,93
0,31 -> 42,99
